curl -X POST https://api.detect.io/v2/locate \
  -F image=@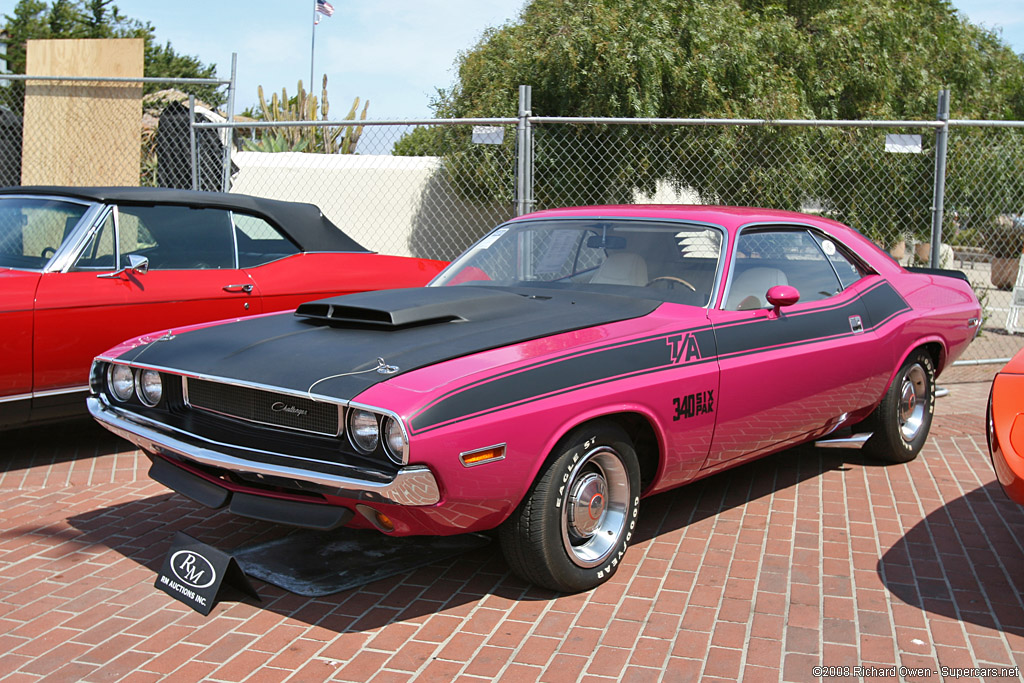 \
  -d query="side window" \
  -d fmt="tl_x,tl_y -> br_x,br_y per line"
73,212 -> 117,270
119,205 -> 234,270
233,213 -> 299,267
726,229 -> 843,310
811,233 -> 867,289
117,210 -> 157,268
